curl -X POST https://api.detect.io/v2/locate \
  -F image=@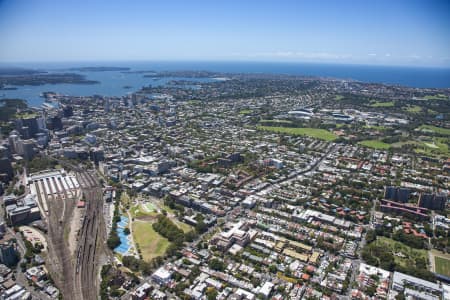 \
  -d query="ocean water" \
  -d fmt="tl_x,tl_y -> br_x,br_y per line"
1,61 -> 449,107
